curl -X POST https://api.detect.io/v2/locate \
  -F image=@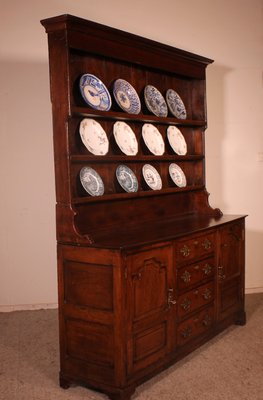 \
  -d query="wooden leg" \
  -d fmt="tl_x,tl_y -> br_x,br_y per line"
59,374 -> 71,389
235,310 -> 246,326
108,386 -> 136,400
